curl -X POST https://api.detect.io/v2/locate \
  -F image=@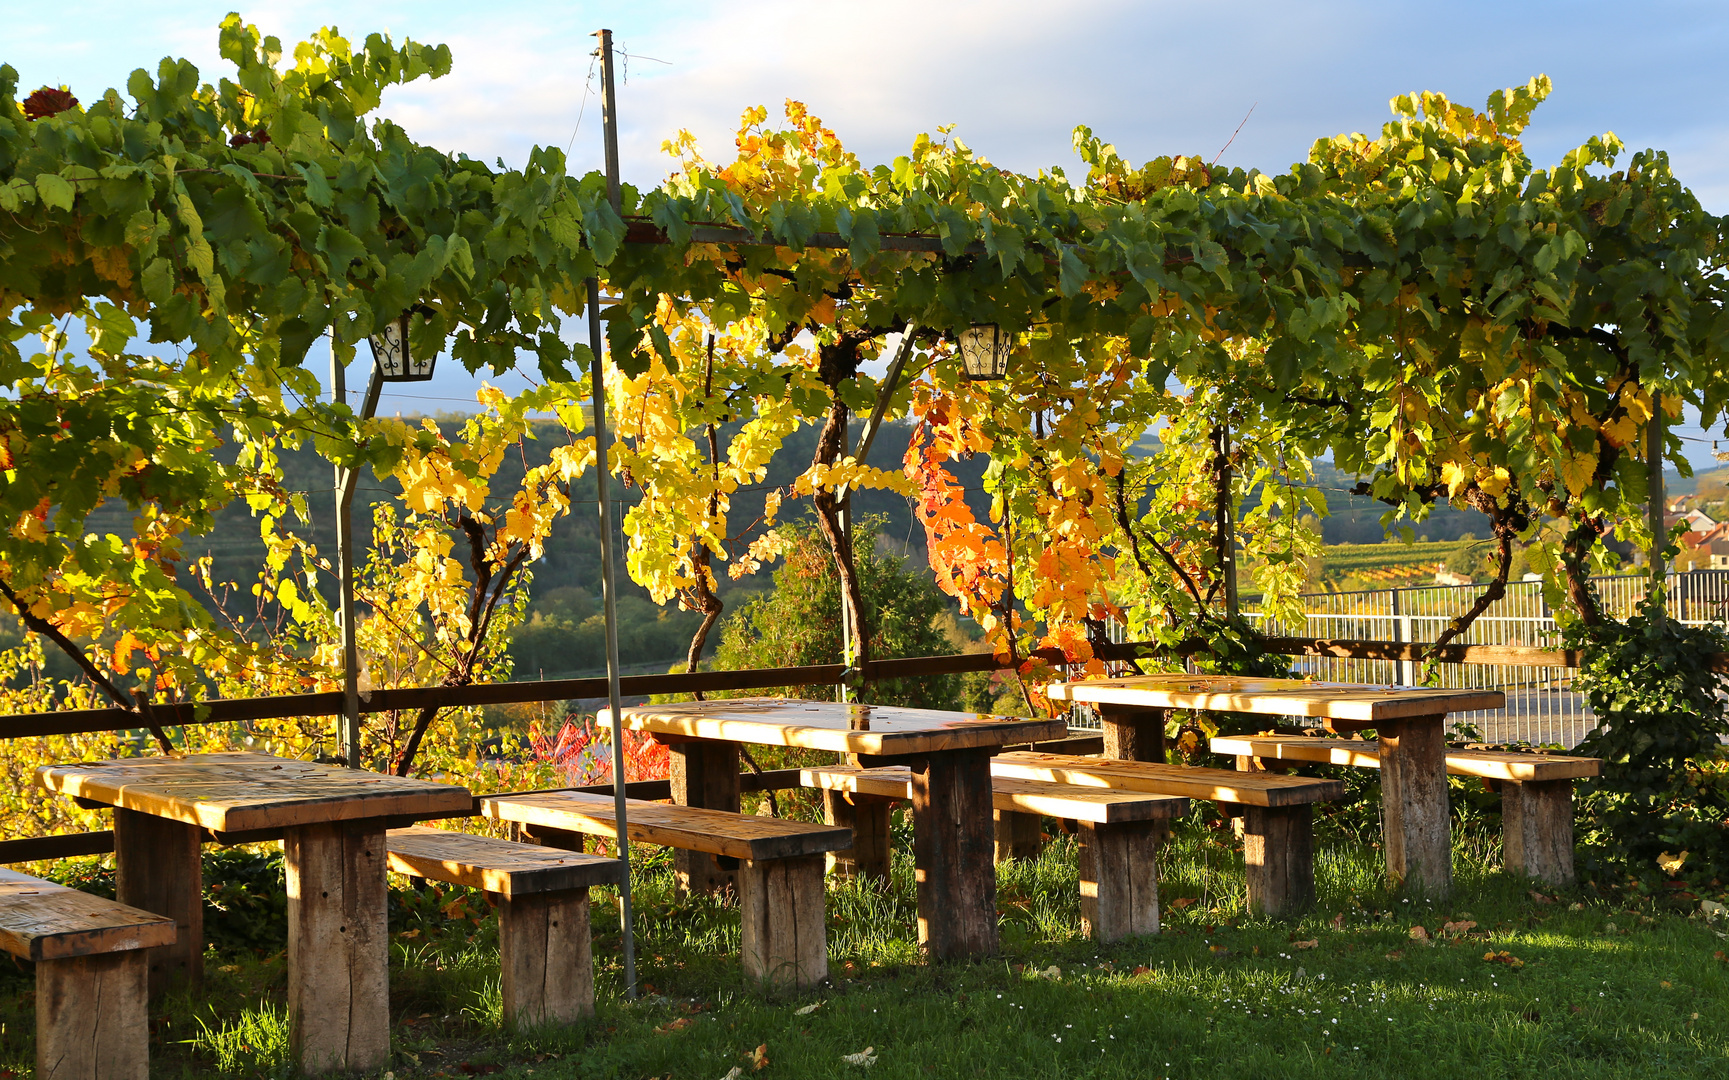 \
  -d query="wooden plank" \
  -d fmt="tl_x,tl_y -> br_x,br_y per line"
114,808 -> 202,996
0,831 -> 115,864
610,698 -> 1068,756
910,749 -> 998,958
1078,820 -> 1161,942
802,765 -> 1190,824
36,949 -> 150,1080
37,753 -> 472,834
670,741 -> 740,896
1242,805 -> 1315,916
0,868 -> 175,962
1502,778 -> 1576,888
499,890 -> 593,1028
1379,717 -> 1453,898
822,790 -> 893,882
1210,734 -> 1602,782
482,792 -> 852,863
1261,637 -> 1588,668
988,752 -> 1344,807
385,827 -> 620,897
994,809 -> 1041,863
738,854 -> 827,988
285,820 -> 389,1075
1047,675 -> 1504,722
